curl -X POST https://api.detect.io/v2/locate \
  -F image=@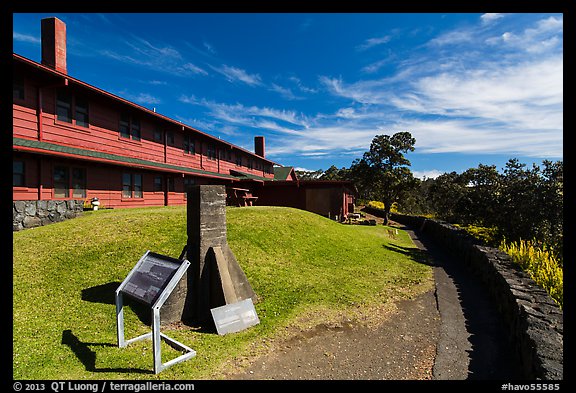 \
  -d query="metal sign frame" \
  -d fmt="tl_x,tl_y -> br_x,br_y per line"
115,250 -> 196,374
